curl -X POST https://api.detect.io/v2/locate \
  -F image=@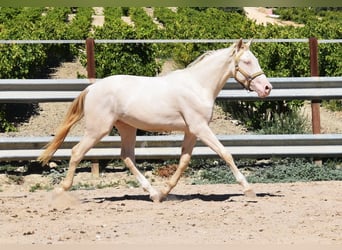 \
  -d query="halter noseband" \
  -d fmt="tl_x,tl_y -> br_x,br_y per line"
234,51 -> 264,91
